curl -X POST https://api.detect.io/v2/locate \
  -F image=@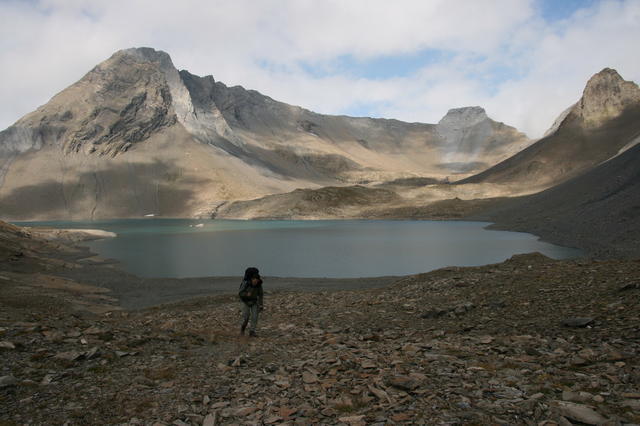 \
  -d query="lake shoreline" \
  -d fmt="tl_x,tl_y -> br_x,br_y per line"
9,218 -> 585,310
20,218 -> 581,280
67,265 -> 403,310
